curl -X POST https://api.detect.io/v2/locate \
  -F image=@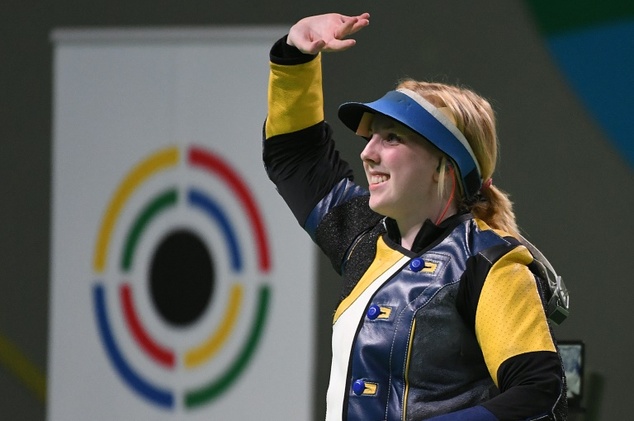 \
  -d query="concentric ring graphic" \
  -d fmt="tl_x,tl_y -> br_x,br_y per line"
91,145 -> 271,410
